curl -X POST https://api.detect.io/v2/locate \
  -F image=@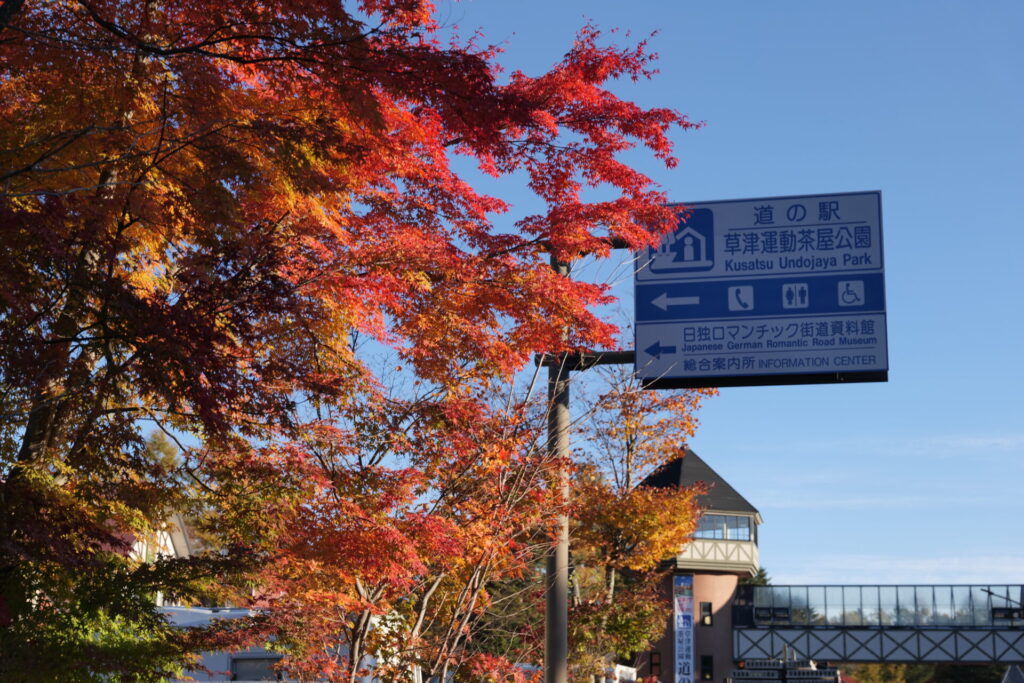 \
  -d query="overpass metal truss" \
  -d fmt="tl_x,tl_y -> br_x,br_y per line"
732,584 -> 1024,664
734,626 -> 1024,664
